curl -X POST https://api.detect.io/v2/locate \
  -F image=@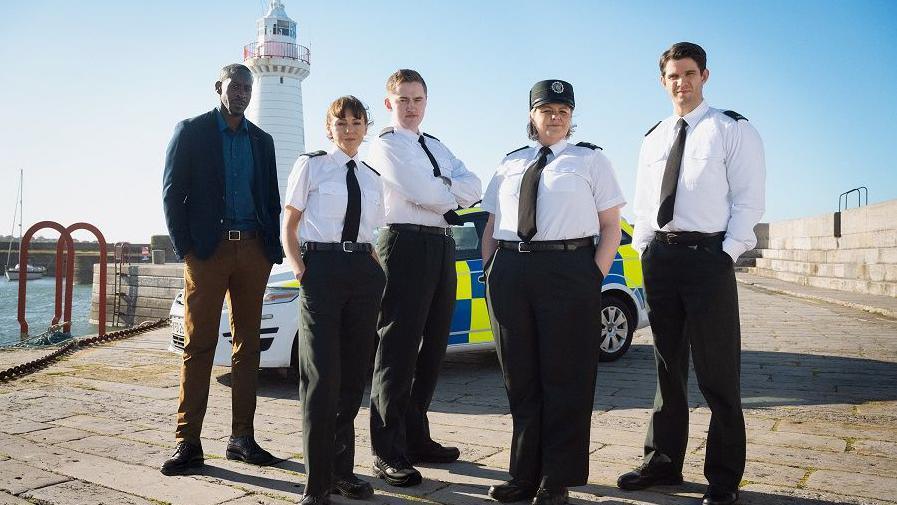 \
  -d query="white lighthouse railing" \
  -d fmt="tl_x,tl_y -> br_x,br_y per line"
243,41 -> 310,64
